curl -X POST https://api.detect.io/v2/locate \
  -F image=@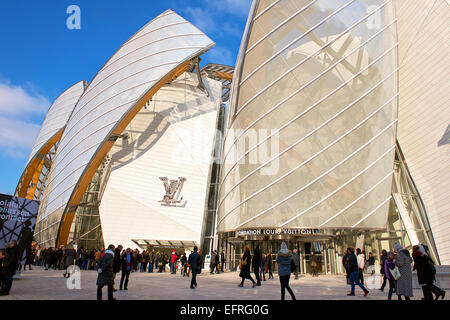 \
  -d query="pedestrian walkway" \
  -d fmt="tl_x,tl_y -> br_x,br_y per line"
0,267 -> 430,300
